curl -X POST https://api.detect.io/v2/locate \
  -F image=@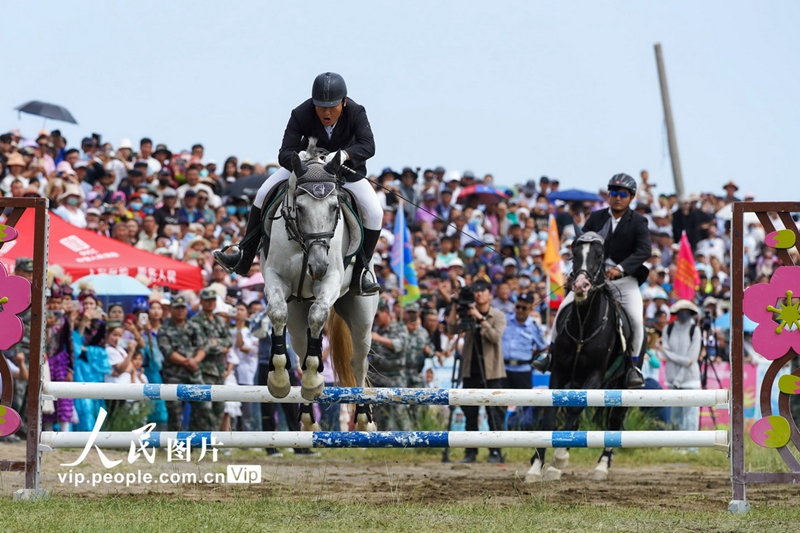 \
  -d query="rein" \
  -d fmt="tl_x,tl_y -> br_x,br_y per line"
558,260 -> 615,388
